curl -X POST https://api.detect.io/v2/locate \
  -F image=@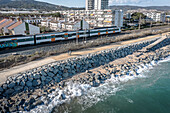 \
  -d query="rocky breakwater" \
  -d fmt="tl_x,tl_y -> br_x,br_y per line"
0,37 -> 170,112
